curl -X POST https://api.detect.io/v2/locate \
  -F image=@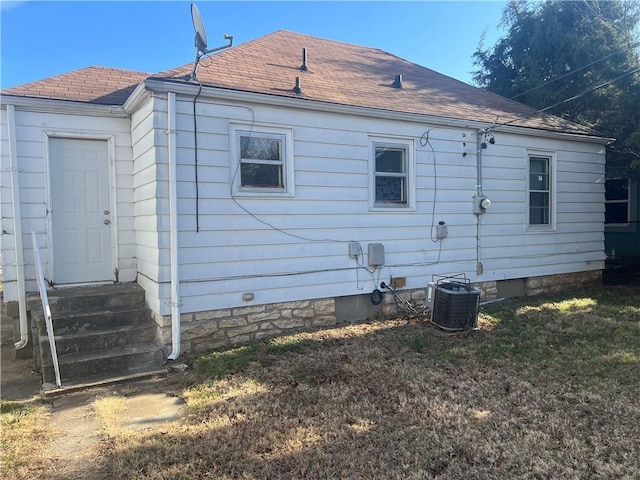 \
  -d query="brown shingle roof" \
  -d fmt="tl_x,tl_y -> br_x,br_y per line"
1,66 -> 150,105
2,31 -> 597,136
153,30 -> 596,135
